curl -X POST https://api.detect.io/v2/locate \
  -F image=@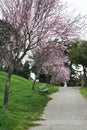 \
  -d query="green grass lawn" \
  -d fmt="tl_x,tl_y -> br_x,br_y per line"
0,71 -> 59,130
80,87 -> 87,99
